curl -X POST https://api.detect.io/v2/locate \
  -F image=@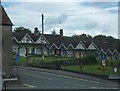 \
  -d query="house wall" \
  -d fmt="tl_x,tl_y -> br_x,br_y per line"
2,25 -> 13,76
67,50 -> 74,57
